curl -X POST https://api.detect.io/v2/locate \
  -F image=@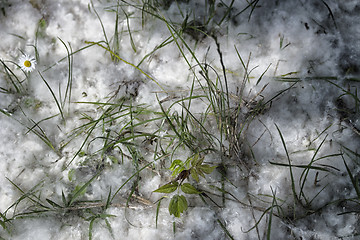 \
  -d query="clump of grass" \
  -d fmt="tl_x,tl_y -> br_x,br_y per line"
0,169 -> 119,239
272,125 -> 347,214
